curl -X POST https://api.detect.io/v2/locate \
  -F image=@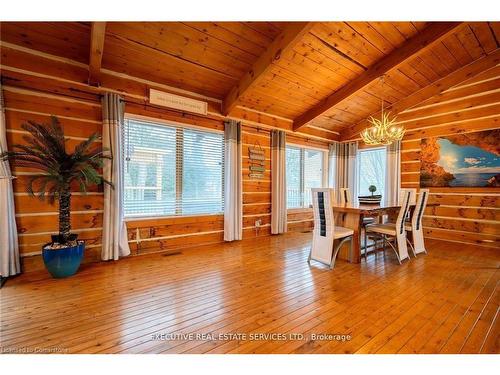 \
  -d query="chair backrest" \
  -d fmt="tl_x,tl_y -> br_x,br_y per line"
312,188 -> 335,235
396,189 -> 412,235
411,189 -> 429,231
340,188 -> 352,204
310,188 -> 336,264
399,188 -> 417,206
